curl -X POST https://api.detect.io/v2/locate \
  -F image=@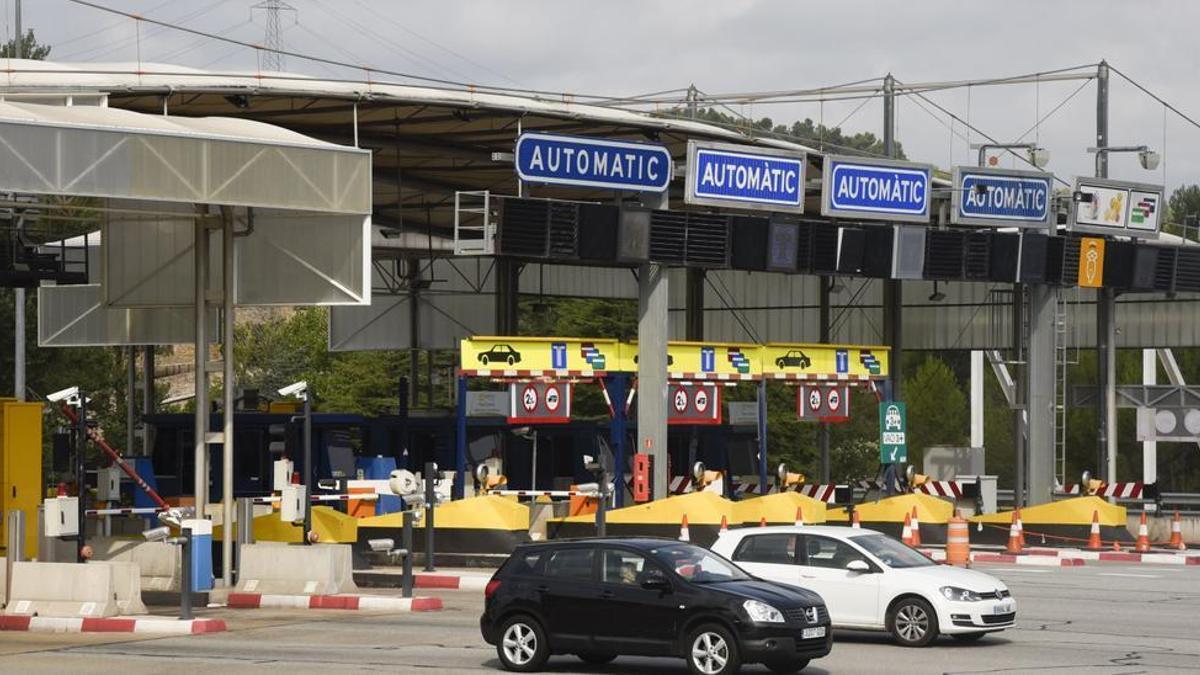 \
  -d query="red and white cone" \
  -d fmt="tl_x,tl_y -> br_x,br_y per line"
760,516 -> 768,528
910,507 -> 922,547
1169,511 -> 1186,551
1015,507 -> 1026,549
679,515 -> 690,542
1086,510 -> 1103,551
1135,512 -> 1151,553
901,513 -> 913,546
794,507 -> 805,527
1006,510 -> 1023,554
851,510 -> 862,529
719,515 -> 729,534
